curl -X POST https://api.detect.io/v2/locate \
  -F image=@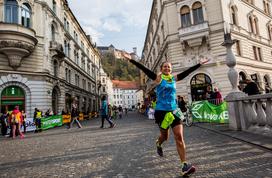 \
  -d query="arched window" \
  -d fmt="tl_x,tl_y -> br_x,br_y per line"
21,3 -> 31,28
4,0 -> 18,24
231,6 -> 237,25
53,60 -> 58,77
180,6 -> 191,28
190,73 -> 212,101
249,16 -> 259,35
254,17 -> 259,35
192,2 -> 204,24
